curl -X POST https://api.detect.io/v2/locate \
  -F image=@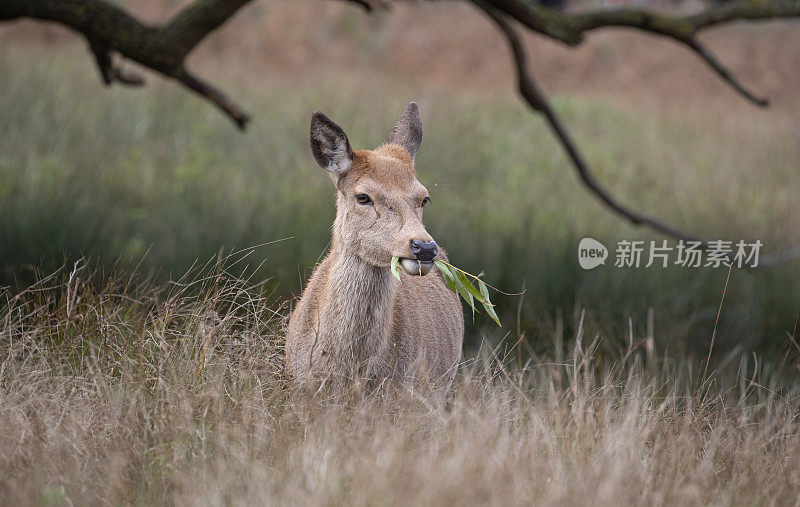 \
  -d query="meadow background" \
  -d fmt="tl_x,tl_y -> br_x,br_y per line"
1,1 -> 800,503
2,1 -> 799,360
